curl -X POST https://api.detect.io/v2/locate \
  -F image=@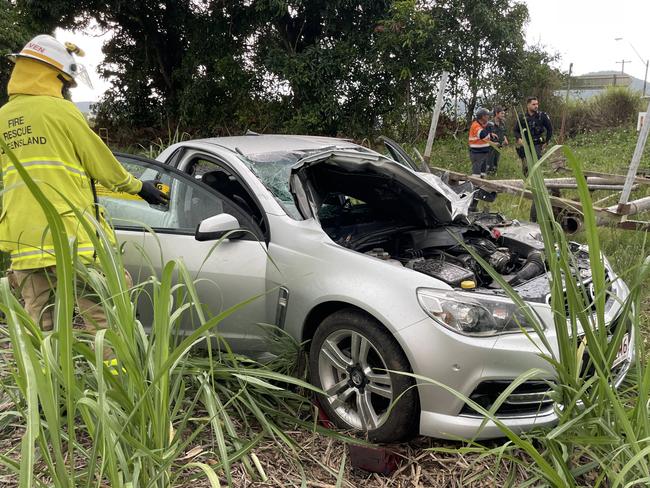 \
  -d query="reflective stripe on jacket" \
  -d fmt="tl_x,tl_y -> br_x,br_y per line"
0,59 -> 142,270
468,120 -> 491,151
